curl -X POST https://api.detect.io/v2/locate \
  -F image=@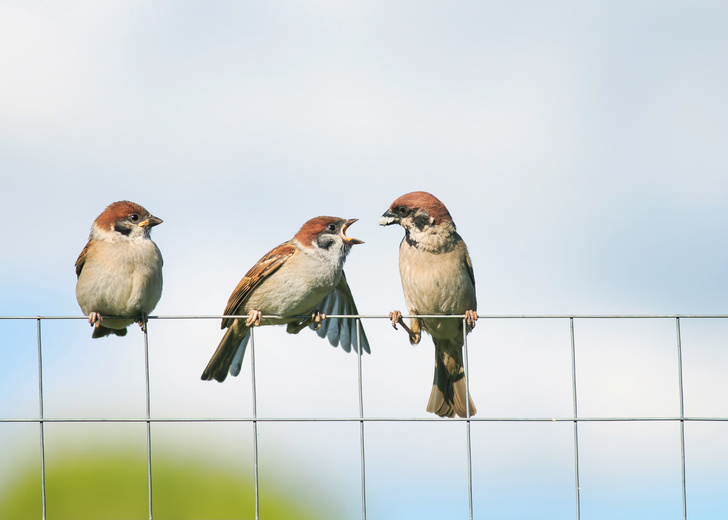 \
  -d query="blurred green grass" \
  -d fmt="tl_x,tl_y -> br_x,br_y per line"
0,446 -> 340,519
